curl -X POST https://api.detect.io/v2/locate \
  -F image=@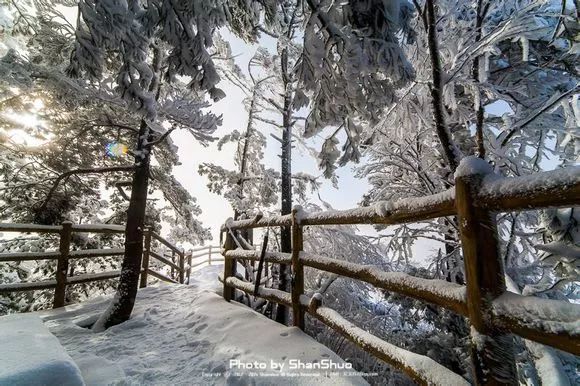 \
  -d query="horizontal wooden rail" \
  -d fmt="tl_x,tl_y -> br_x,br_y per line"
191,251 -> 212,259
0,251 -> 60,262
0,279 -> 57,293
0,248 -> 126,263
191,245 -> 220,253
69,248 -> 125,259
67,270 -> 122,285
191,258 -> 224,270
301,190 -> 455,226
478,167 -> 580,211
0,223 -> 62,233
0,269 -> 130,293
70,224 -> 125,233
147,269 -> 178,284
224,277 -> 468,386
221,192 -> 455,230
300,252 -> 468,316
223,276 -> 292,306
224,249 -> 292,264
191,260 -> 208,270
220,168 -> 580,232
491,292 -> 580,355
304,298 -> 470,386
150,231 -> 183,255
149,250 -> 182,272
221,214 -> 293,231
0,223 -> 126,234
